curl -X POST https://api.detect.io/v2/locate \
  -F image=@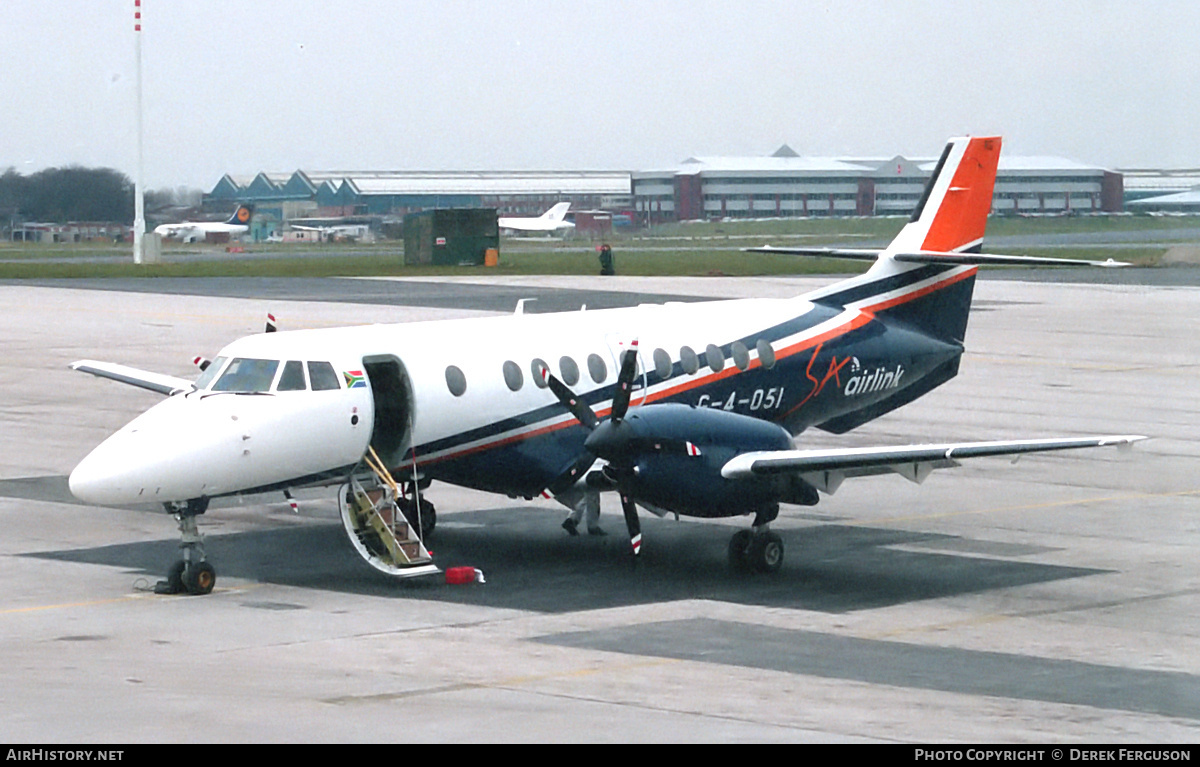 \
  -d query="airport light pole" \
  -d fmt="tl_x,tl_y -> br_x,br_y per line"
132,0 -> 145,264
